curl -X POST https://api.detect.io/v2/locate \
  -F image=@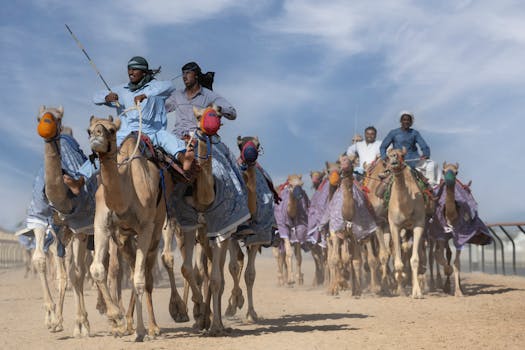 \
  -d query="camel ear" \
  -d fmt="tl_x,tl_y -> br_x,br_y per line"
455,162 -> 459,170
114,118 -> 121,131
193,106 -> 202,120
108,115 -> 113,122
89,115 -> 95,124
57,105 -> 64,117
38,105 -> 45,118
